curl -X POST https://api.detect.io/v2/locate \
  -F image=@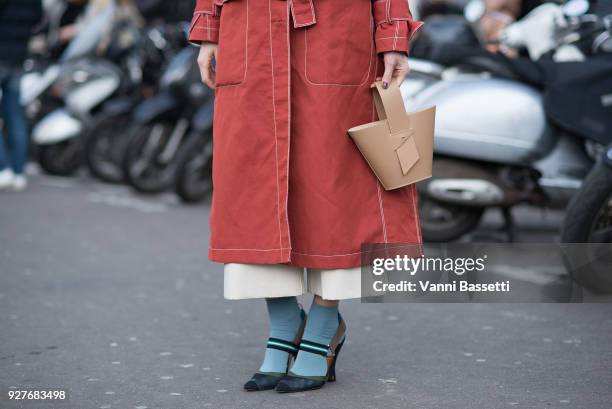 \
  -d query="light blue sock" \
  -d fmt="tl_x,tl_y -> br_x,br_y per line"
290,302 -> 339,377
259,297 -> 302,374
